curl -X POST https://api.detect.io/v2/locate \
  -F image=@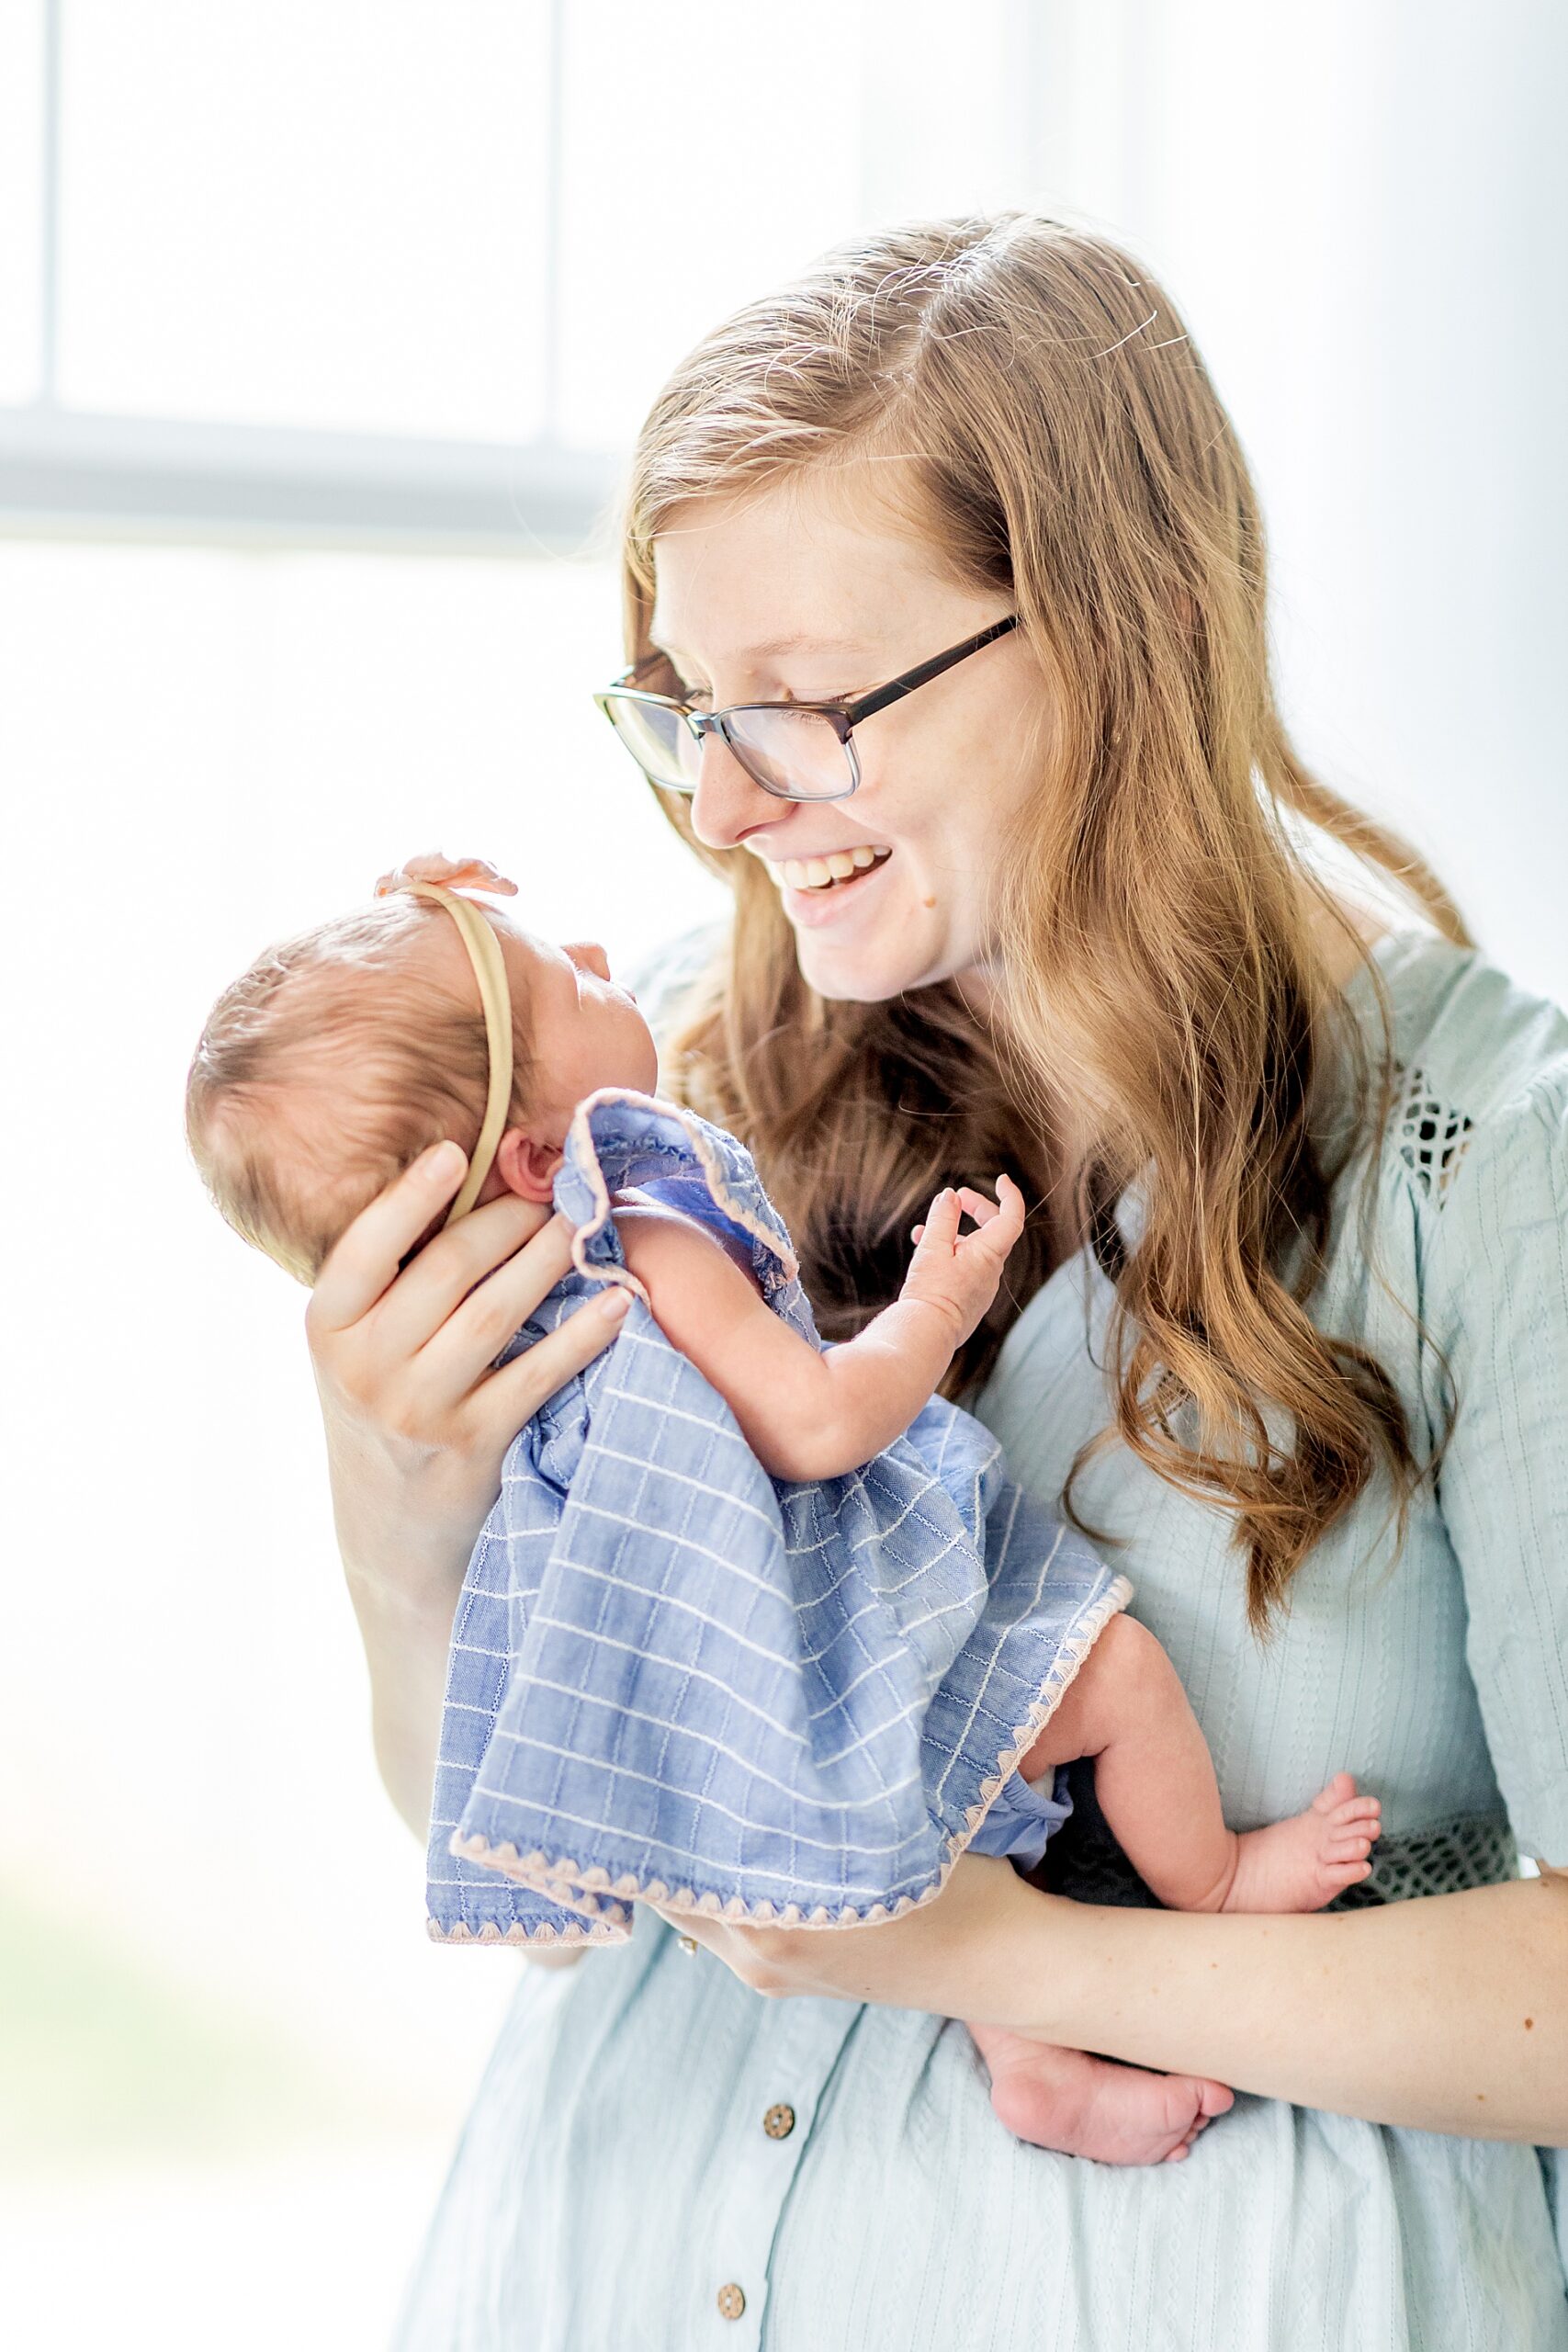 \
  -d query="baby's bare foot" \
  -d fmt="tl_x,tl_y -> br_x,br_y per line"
1222,1771 -> 1382,1913
972,2026 -> 1234,2165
